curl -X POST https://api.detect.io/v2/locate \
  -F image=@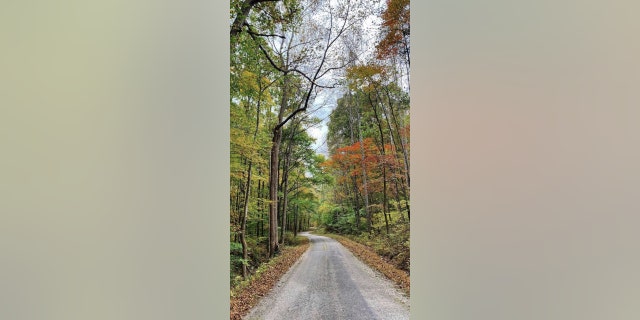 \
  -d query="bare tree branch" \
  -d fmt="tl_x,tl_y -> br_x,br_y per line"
274,0 -> 354,133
